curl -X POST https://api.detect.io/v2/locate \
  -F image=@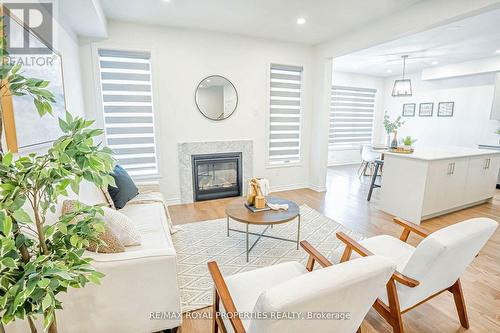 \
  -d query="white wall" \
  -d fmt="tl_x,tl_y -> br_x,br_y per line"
328,70 -> 386,165
55,17 -> 86,118
309,0 -> 500,191
383,72 -> 500,148
79,20 -> 314,203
